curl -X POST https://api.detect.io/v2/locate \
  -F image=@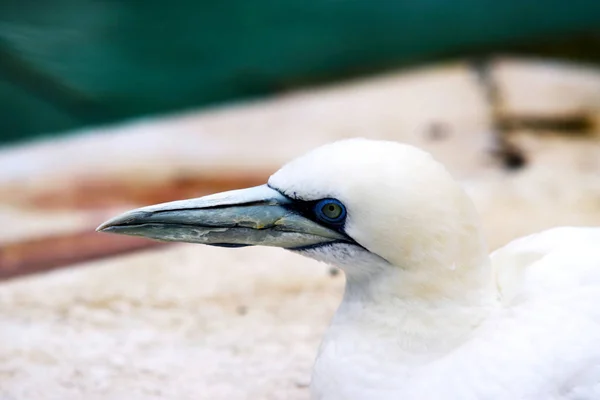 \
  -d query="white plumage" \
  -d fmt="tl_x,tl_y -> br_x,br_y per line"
268,139 -> 600,400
